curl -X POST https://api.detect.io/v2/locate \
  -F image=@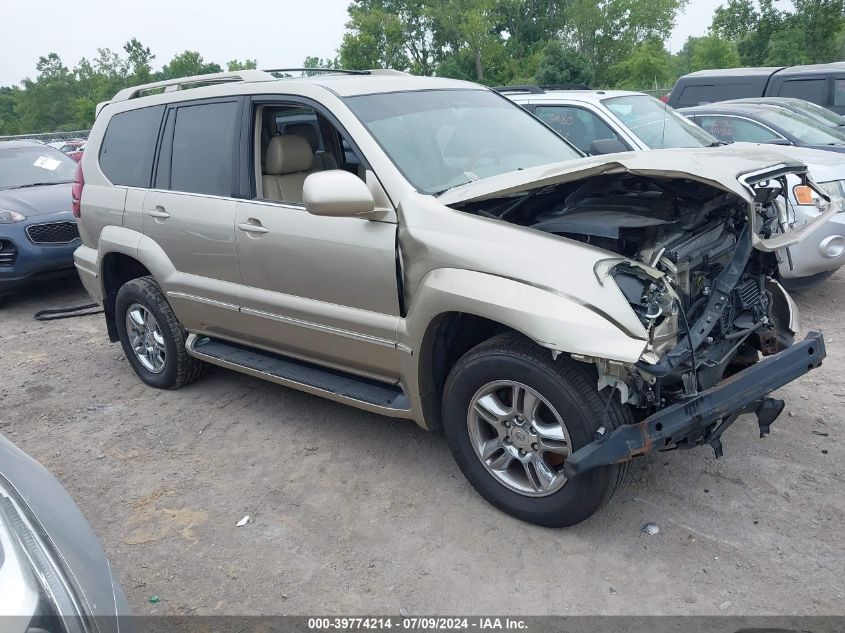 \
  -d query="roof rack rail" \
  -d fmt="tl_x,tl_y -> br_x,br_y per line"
539,83 -> 591,90
263,67 -> 371,76
111,70 -> 277,102
491,85 -> 545,94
